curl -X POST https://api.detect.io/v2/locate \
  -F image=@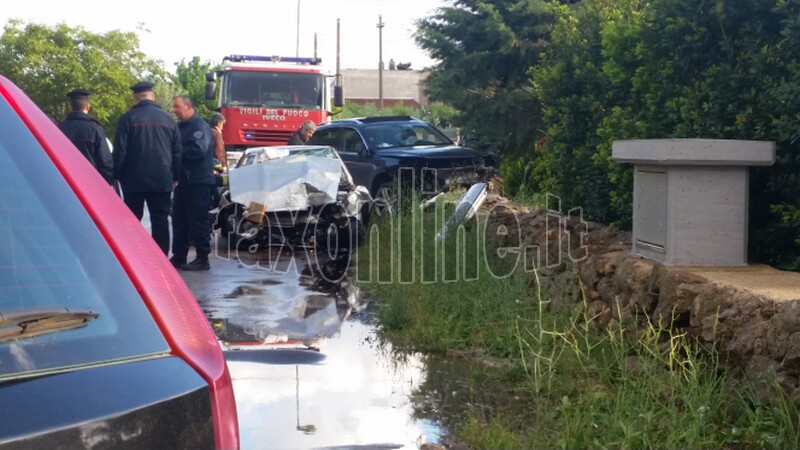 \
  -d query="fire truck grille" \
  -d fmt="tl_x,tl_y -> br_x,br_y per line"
240,129 -> 293,145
